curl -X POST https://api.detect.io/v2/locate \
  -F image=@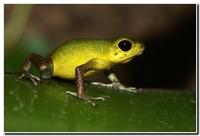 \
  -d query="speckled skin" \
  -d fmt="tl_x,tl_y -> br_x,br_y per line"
48,37 -> 144,79
18,36 -> 145,106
